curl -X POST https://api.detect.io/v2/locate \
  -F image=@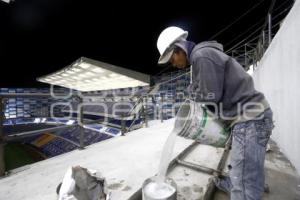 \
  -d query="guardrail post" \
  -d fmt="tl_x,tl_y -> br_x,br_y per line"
160,94 -> 164,123
0,98 -> 6,176
143,96 -> 148,128
78,96 -> 85,149
121,114 -> 126,136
